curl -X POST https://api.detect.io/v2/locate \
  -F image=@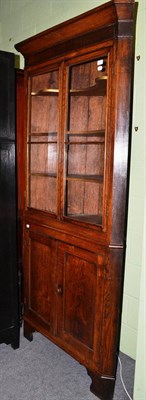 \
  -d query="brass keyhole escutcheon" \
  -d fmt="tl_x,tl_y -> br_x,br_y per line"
56,285 -> 63,295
